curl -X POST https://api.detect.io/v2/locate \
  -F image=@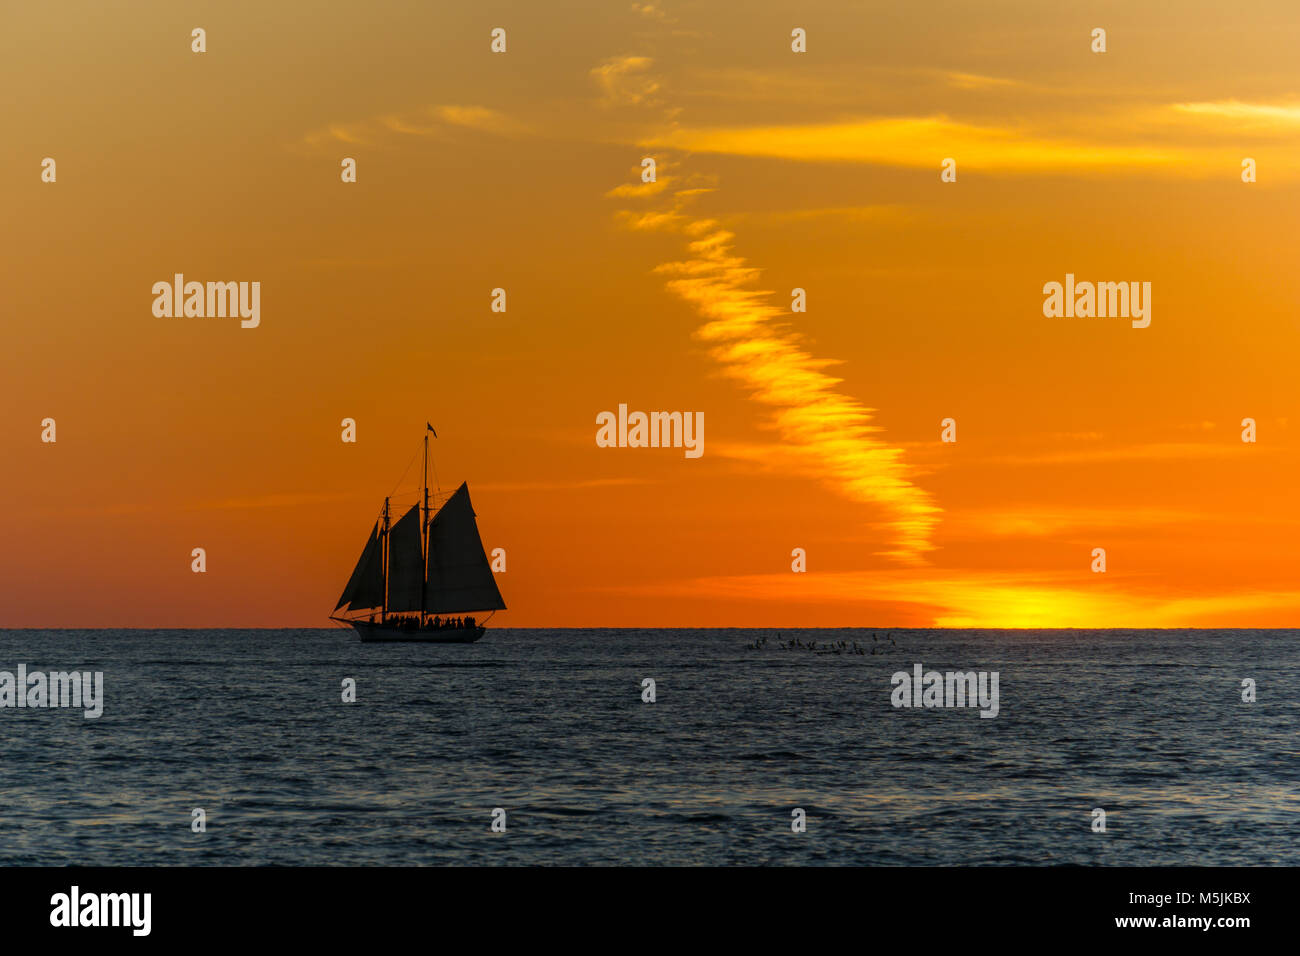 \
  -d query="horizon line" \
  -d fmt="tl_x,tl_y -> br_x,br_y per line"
1,625 -> 1296,632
